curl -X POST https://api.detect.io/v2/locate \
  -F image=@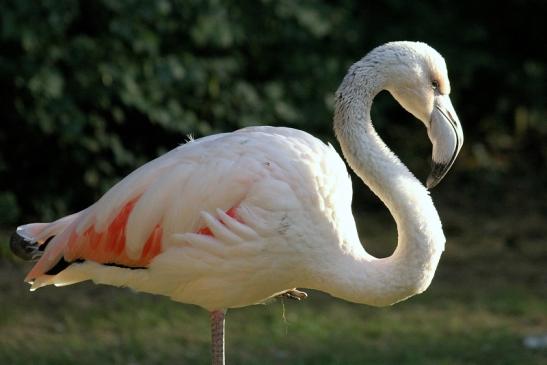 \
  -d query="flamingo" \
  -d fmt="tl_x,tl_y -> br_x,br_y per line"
10,41 -> 463,364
